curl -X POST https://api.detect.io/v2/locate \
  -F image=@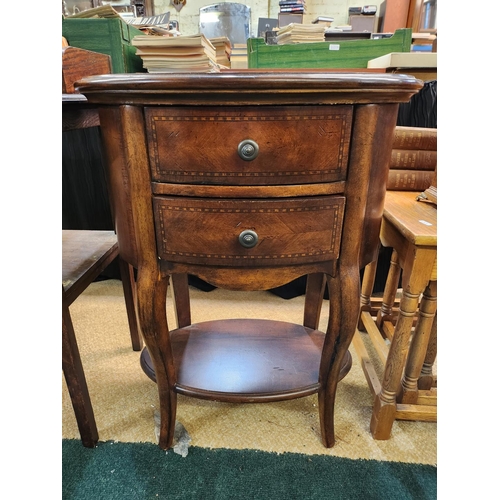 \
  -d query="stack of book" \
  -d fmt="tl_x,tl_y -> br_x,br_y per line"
131,34 -> 220,73
230,43 -> 248,69
209,36 -> 231,68
276,23 -> 326,44
279,0 -> 306,13
387,126 -> 437,191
